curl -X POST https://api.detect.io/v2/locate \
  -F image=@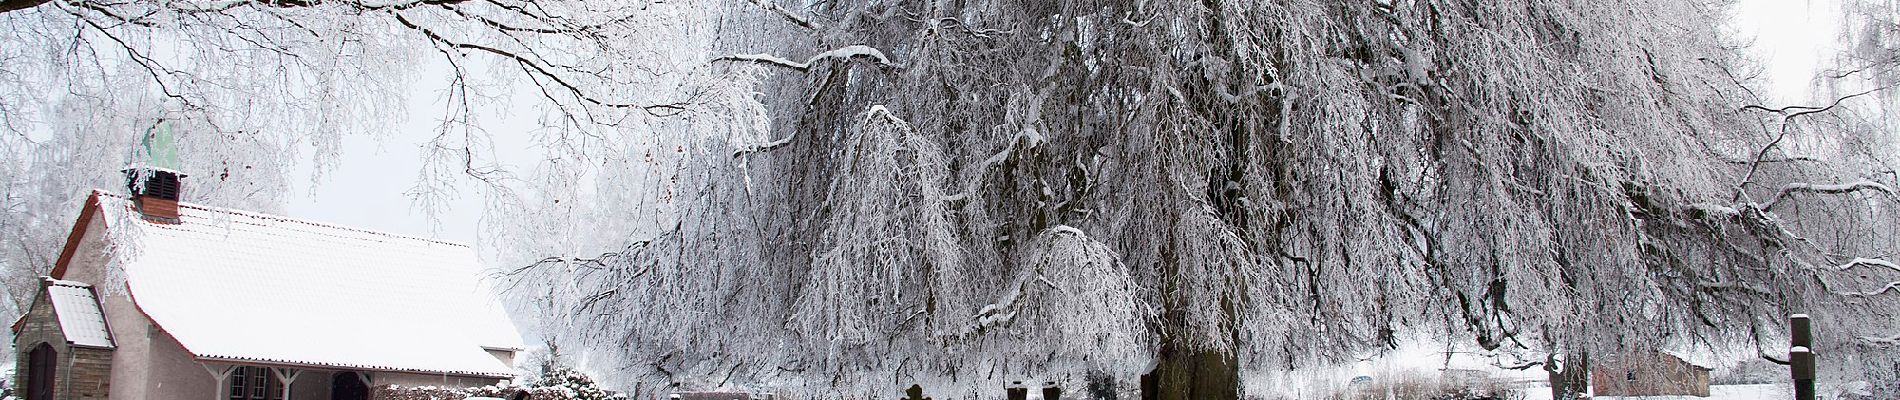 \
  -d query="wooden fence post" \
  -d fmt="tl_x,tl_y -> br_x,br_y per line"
1790,314 -> 1815,400
1006,381 -> 1028,400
